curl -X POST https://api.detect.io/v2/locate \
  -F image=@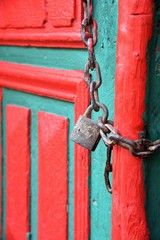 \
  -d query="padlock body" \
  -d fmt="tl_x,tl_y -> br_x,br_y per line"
70,115 -> 100,151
